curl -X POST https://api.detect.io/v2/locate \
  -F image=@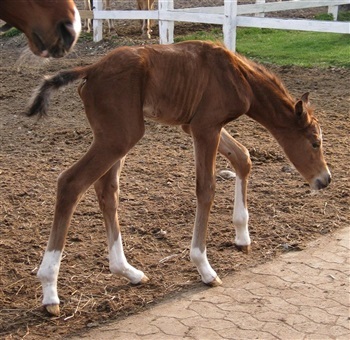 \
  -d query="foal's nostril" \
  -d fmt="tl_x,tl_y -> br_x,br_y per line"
327,174 -> 332,184
58,21 -> 76,50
